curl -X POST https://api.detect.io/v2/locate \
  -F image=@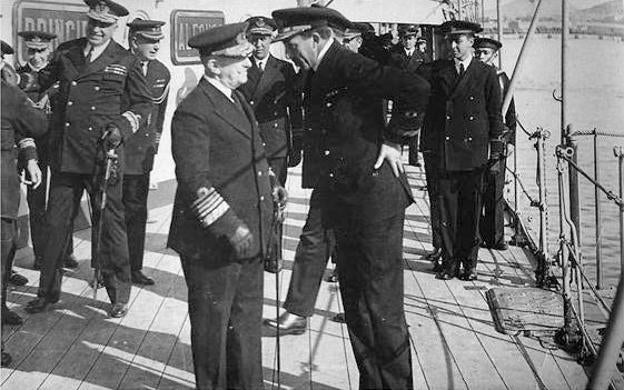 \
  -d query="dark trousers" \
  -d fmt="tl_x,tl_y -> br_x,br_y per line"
334,209 -> 413,389
283,189 -> 337,318
122,173 -> 149,272
180,254 -> 264,390
407,133 -> 420,166
27,164 -> 74,263
423,152 -> 442,250
438,169 -> 485,270
38,172 -> 131,304
1,219 -> 17,308
480,158 -> 507,247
